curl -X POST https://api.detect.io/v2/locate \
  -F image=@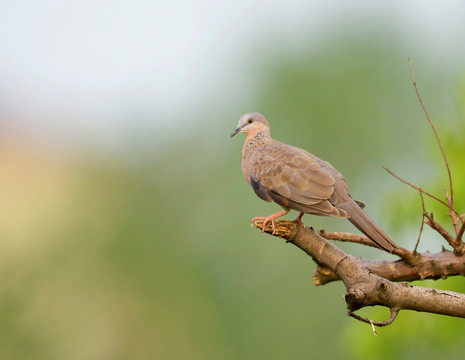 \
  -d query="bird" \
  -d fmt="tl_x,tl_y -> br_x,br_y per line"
230,112 -> 398,253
